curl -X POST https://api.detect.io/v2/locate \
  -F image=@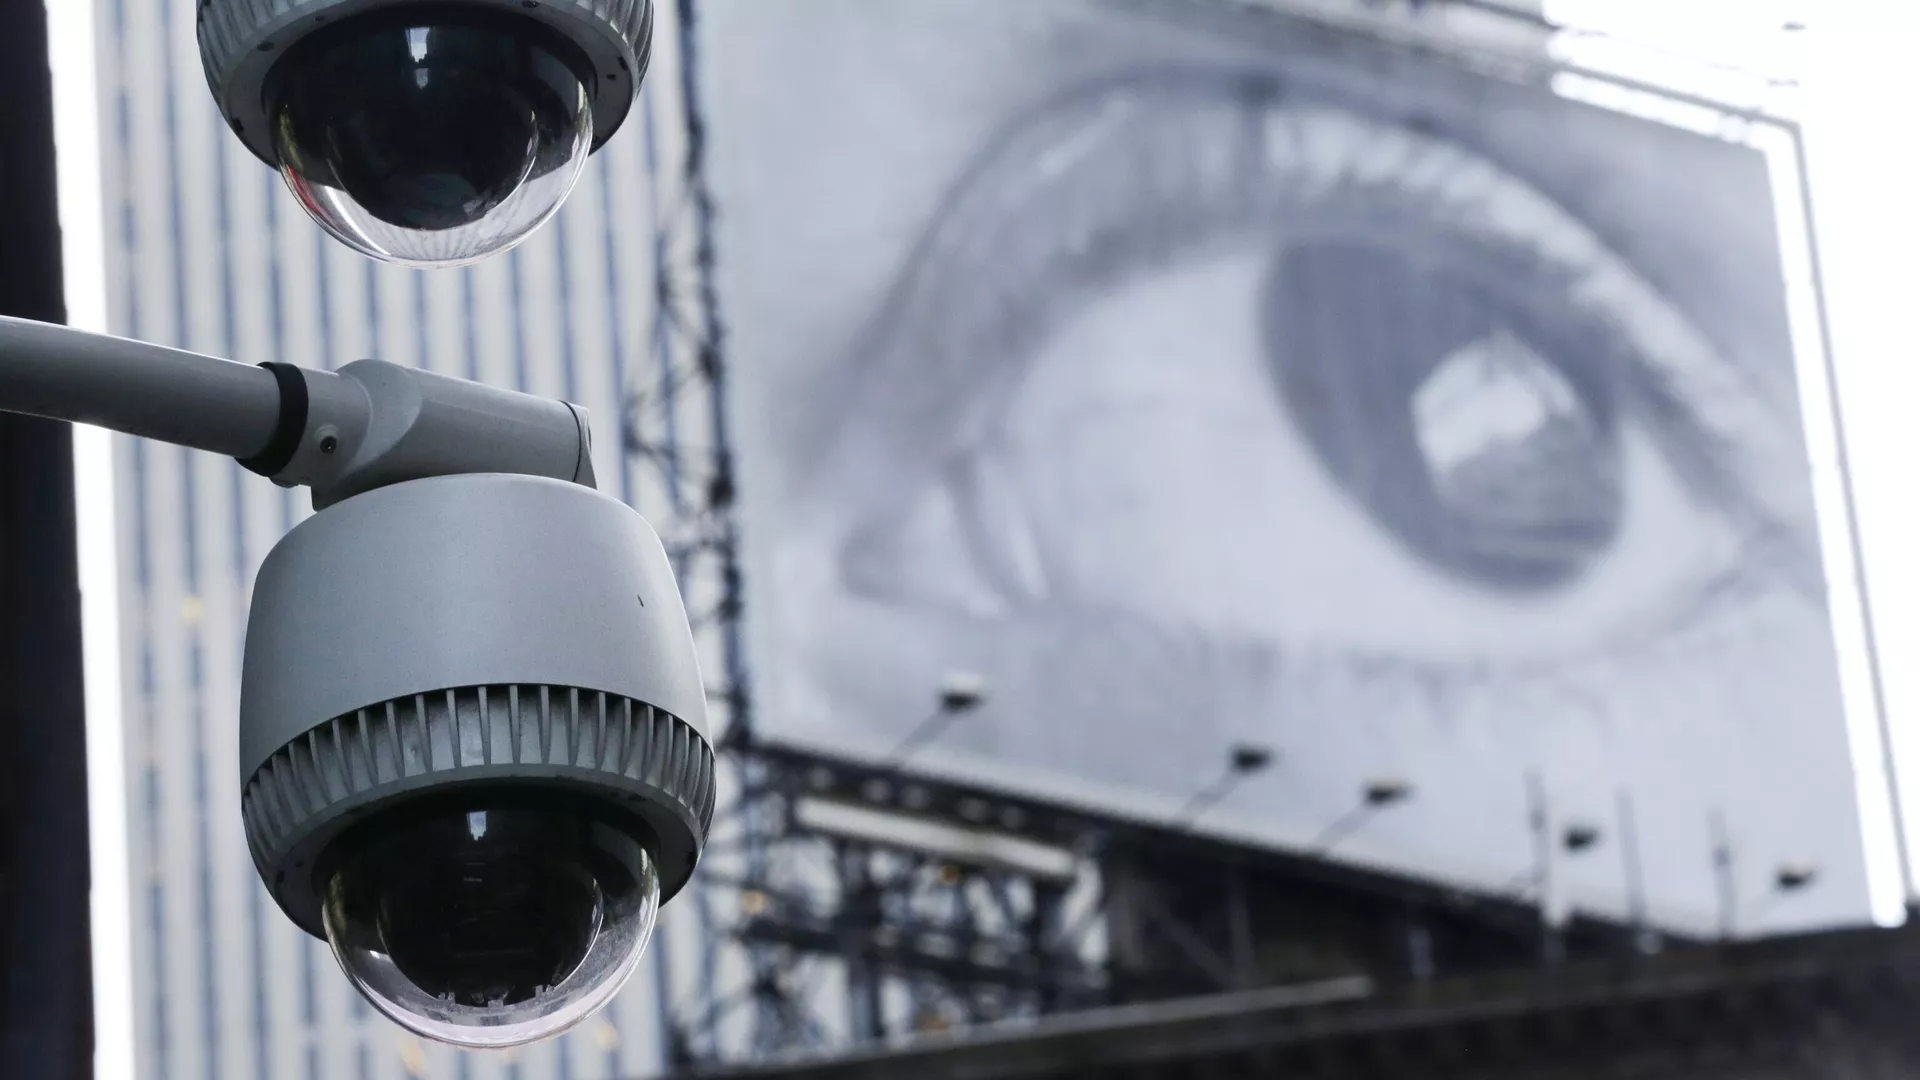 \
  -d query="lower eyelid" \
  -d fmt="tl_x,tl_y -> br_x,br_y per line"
839,451 -> 1051,615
